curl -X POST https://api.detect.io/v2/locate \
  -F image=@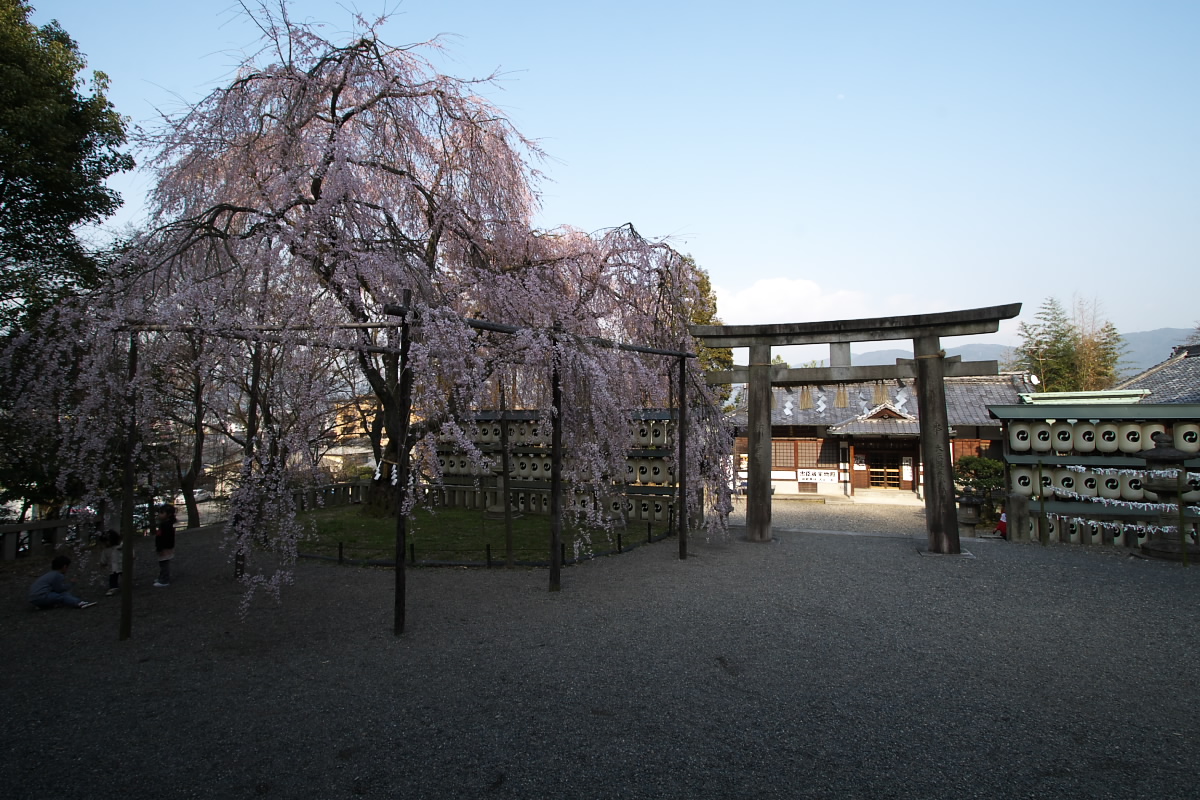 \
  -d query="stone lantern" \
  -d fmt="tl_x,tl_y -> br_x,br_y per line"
1140,432 -> 1200,562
